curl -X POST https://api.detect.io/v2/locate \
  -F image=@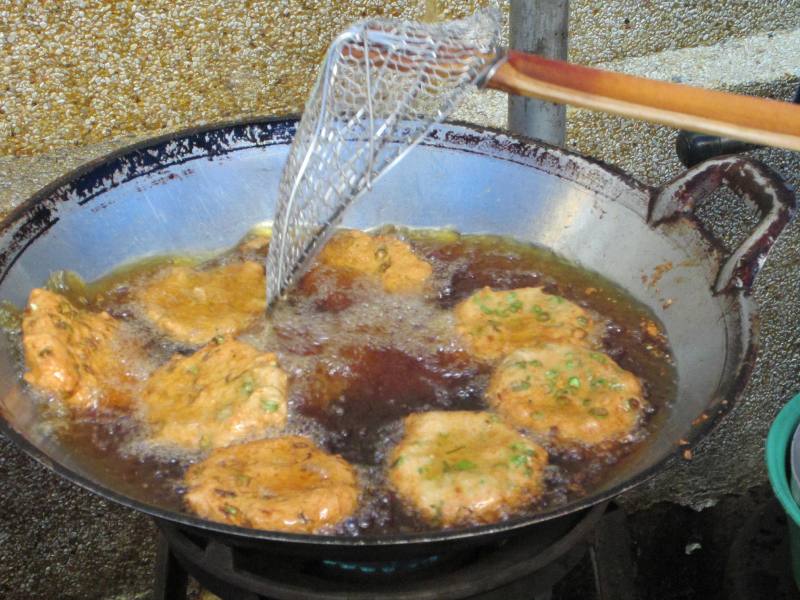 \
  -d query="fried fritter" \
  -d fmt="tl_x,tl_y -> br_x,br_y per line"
140,339 -> 288,451
233,232 -> 271,263
387,411 -> 547,527
486,344 -> 645,446
22,288 -> 138,411
317,230 -> 432,294
454,287 -> 599,361
183,436 -> 359,533
134,261 -> 265,345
